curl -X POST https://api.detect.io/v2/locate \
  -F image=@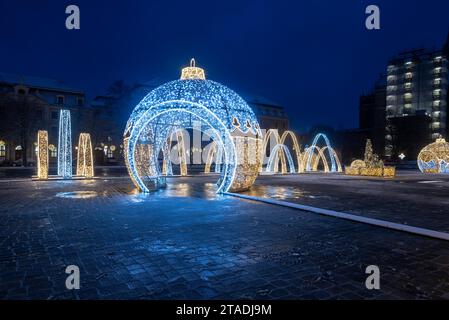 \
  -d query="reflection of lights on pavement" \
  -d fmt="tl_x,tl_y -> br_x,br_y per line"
56,191 -> 98,199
